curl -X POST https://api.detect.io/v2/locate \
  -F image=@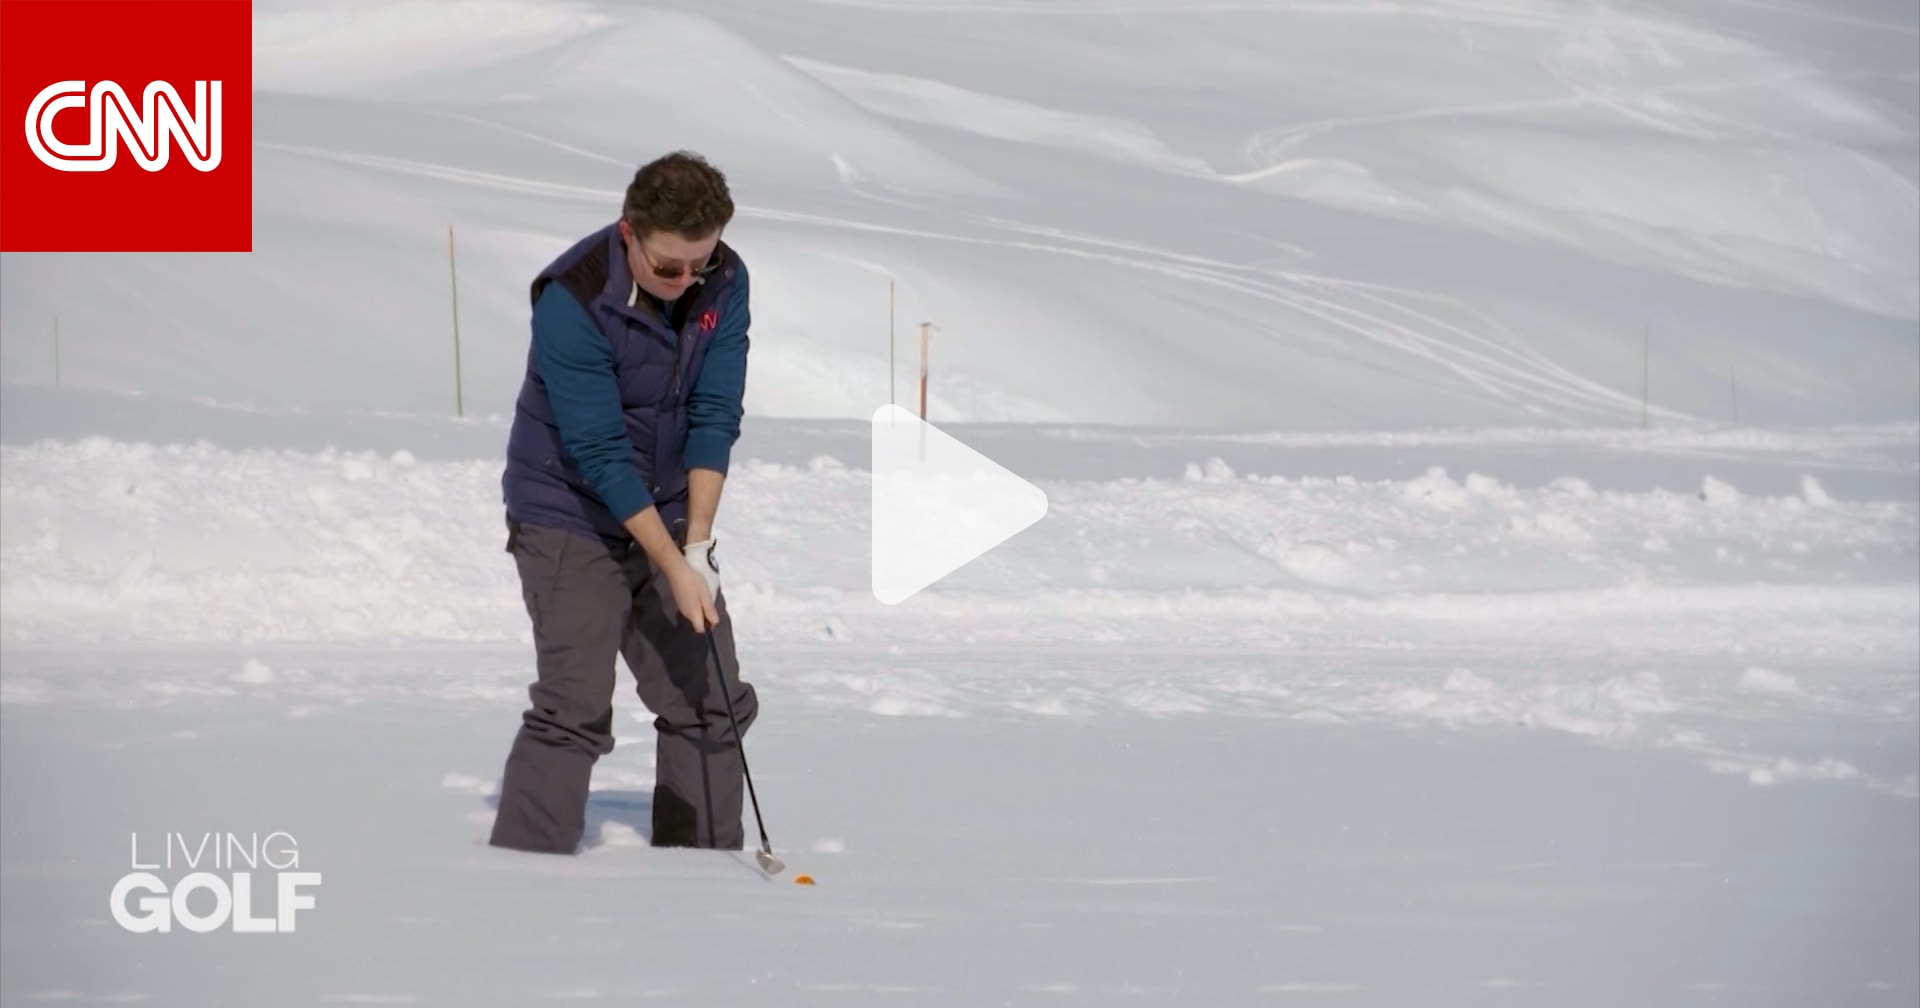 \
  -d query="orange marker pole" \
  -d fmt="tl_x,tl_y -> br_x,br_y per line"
918,322 -> 930,420
917,322 -> 932,461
